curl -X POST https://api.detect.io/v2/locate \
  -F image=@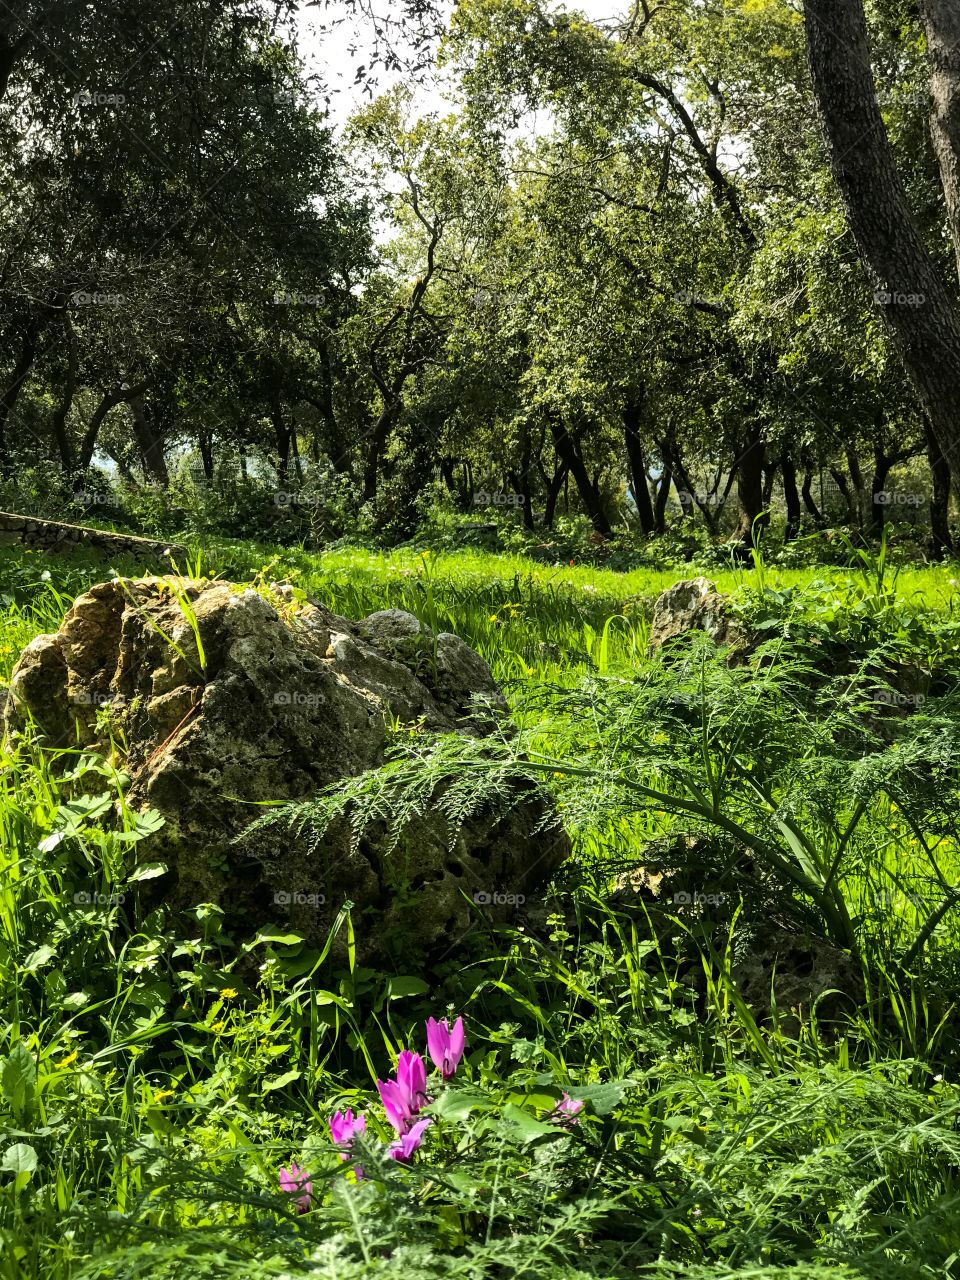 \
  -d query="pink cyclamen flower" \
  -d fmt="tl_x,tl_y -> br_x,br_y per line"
329,1109 -> 366,1160
279,1162 -> 312,1213
425,1016 -> 465,1080
377,1049 -> 429,1135
553,1092 -> 584,1125
397,1048 -> 428,1106
378,1077 -> 415,1135
388,1116 -> 432,1163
